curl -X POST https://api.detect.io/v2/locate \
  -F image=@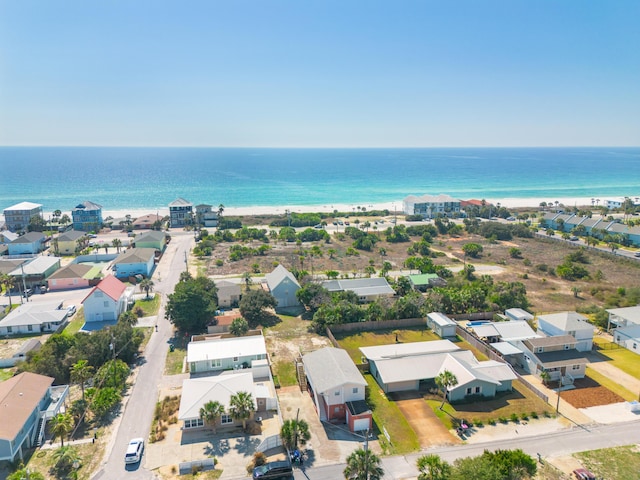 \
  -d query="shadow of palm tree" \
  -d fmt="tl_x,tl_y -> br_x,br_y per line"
233,436 -> 261,457
203,438 -> 230,457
